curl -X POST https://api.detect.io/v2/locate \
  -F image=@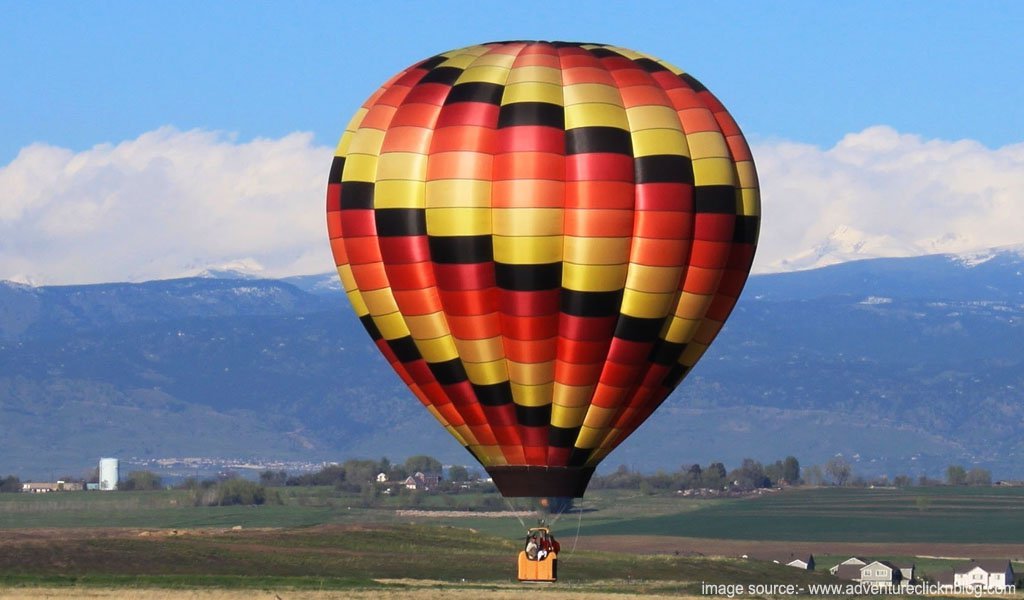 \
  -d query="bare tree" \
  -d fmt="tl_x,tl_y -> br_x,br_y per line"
825,457 -> 852,486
